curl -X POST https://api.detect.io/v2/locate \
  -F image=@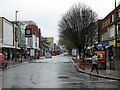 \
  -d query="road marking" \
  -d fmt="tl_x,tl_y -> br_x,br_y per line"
30,79 -> 117,86
38,81 -> 82,86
